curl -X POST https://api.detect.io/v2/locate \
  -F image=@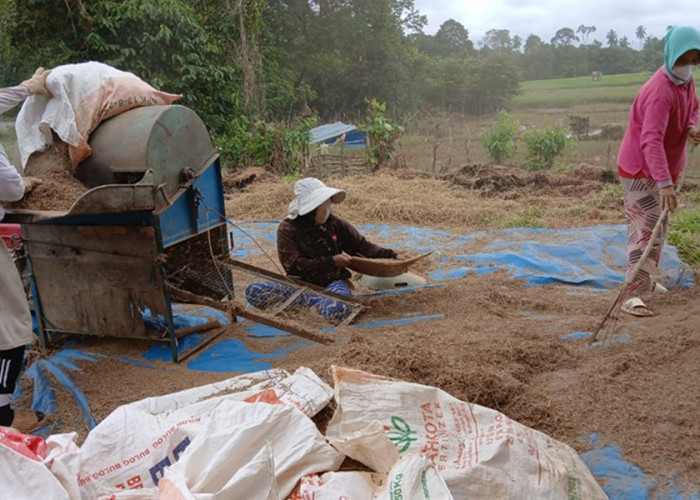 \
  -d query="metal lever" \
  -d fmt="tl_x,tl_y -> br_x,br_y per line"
156,183 -> 173,206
